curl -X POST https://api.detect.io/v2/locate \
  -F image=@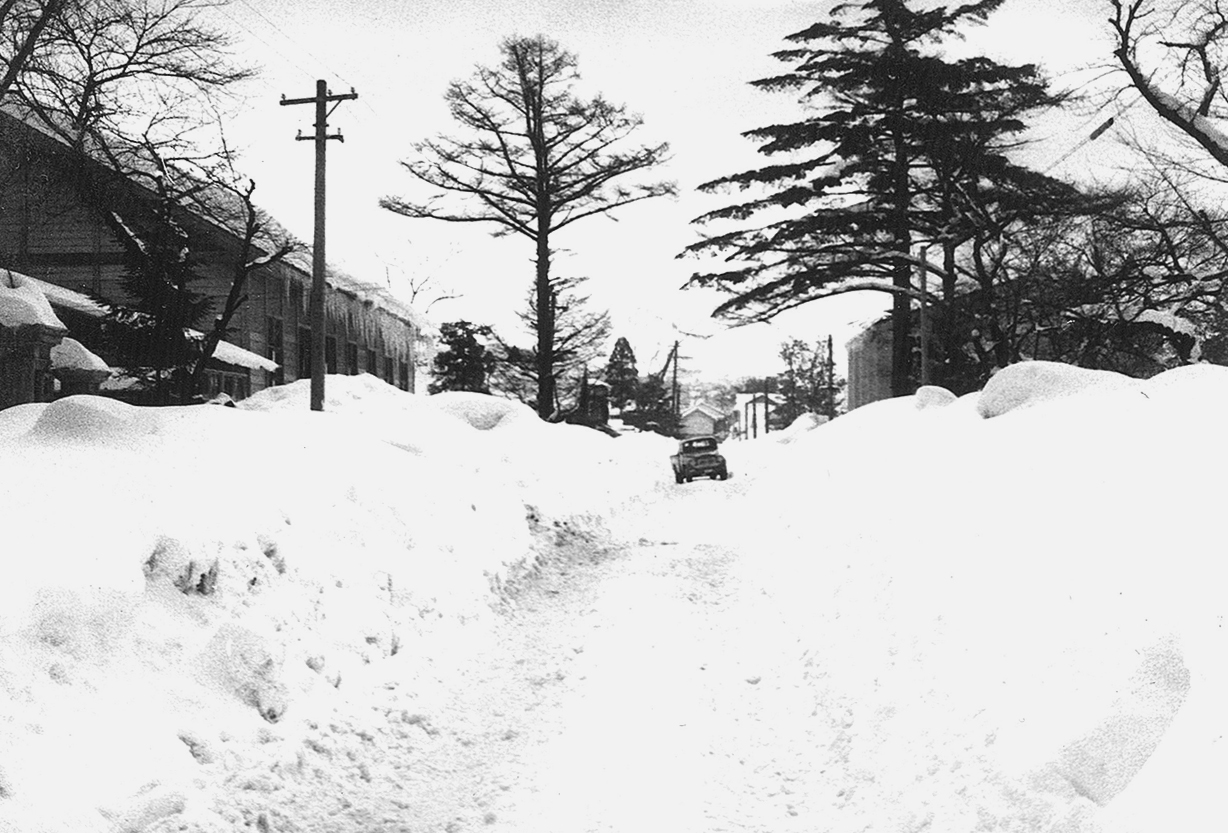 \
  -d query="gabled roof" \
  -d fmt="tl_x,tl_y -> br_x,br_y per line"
681,402 -> 727,421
